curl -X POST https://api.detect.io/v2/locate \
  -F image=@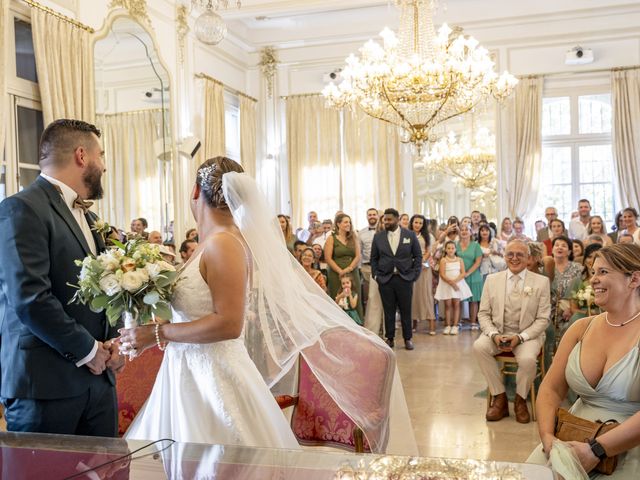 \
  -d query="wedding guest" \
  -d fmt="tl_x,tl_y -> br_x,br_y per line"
359,208 -> 379,311
129,218 -> 148,239
537,207 -> 558,242
148,230 -> 163,245
568,199 -> 592,240
572,239 -> 585,265
543,218 -> 567,255
474,240 -> 550,424
185,228 -> 198,241
179,238 -> 198,263
311,243 -> 326,273
457,224 -> 483,330
511,218 -> 531,242
159,245 -> 177,264
547,236 -> 583,350
399,213 -> 410,230
297,211 -> 319,243
528,244 -> 640,476
568,243 -> 602,324
314,219 -> 333,248
278,214 -> 296,253
587,215 -> 612,246
325,213 -> 363,321
608,211 -> 624,244
410,214 -> 436,334
293,240 -> 307,261
0,118 -> 122,436
300,247 -> 327,292
335,275 -> 362,325
479,224 -> 506,279
527,242 -> 554,278
470,210 -> 482,238
619,232 -> 634,244
499,217 -> 514,242
621,207 -> 640,244
371,208 -> 421,349
434,241 -> 471,335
